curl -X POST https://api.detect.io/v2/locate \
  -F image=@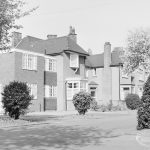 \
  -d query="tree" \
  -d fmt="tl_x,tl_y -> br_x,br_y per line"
122,29 -> 150,75
2,81 -> 32,119
122,28 -> 150,130
137,76 -> 150,130
0,0 -> 37,50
